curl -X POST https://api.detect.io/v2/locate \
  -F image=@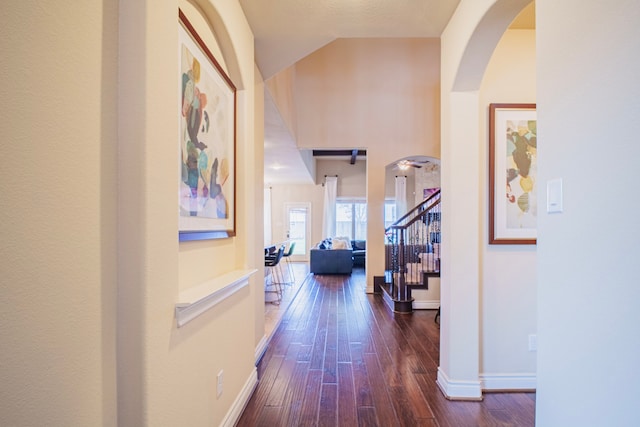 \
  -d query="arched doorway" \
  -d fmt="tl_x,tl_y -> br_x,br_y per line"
438,0 -> 535,400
